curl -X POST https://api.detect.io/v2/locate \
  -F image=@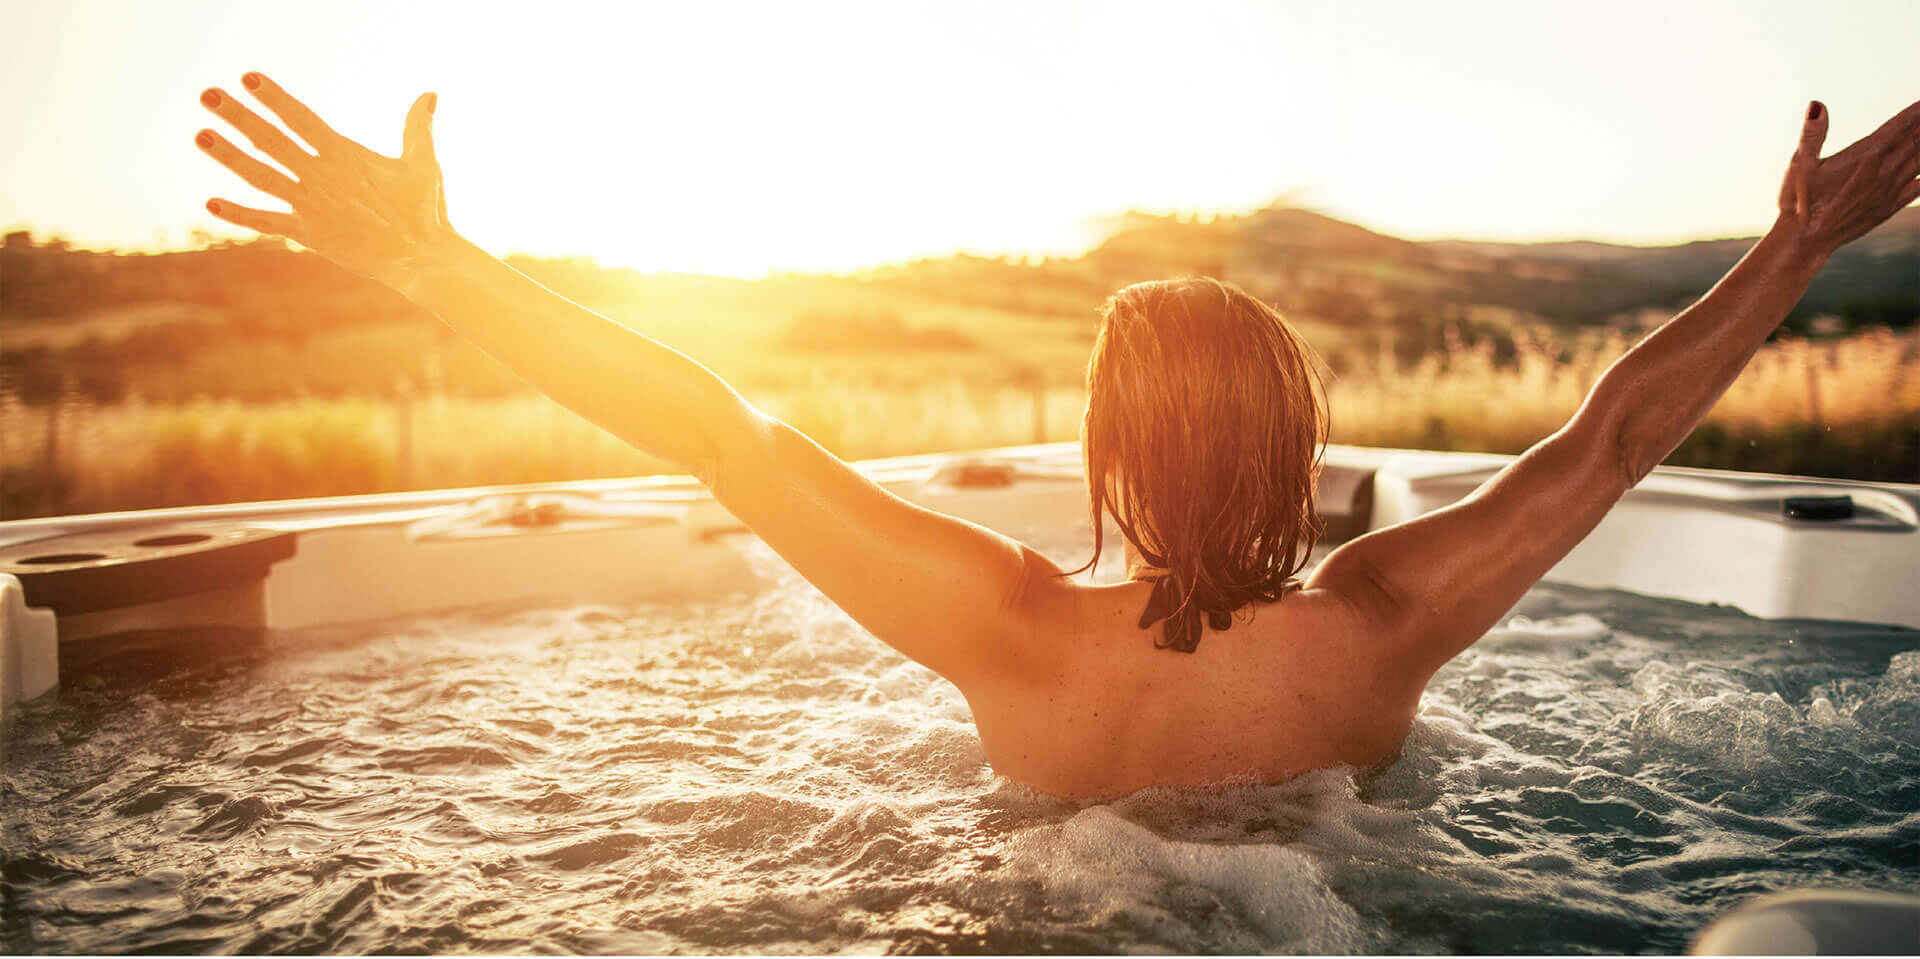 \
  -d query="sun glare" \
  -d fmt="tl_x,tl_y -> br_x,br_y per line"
2,0 -> 1918,272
